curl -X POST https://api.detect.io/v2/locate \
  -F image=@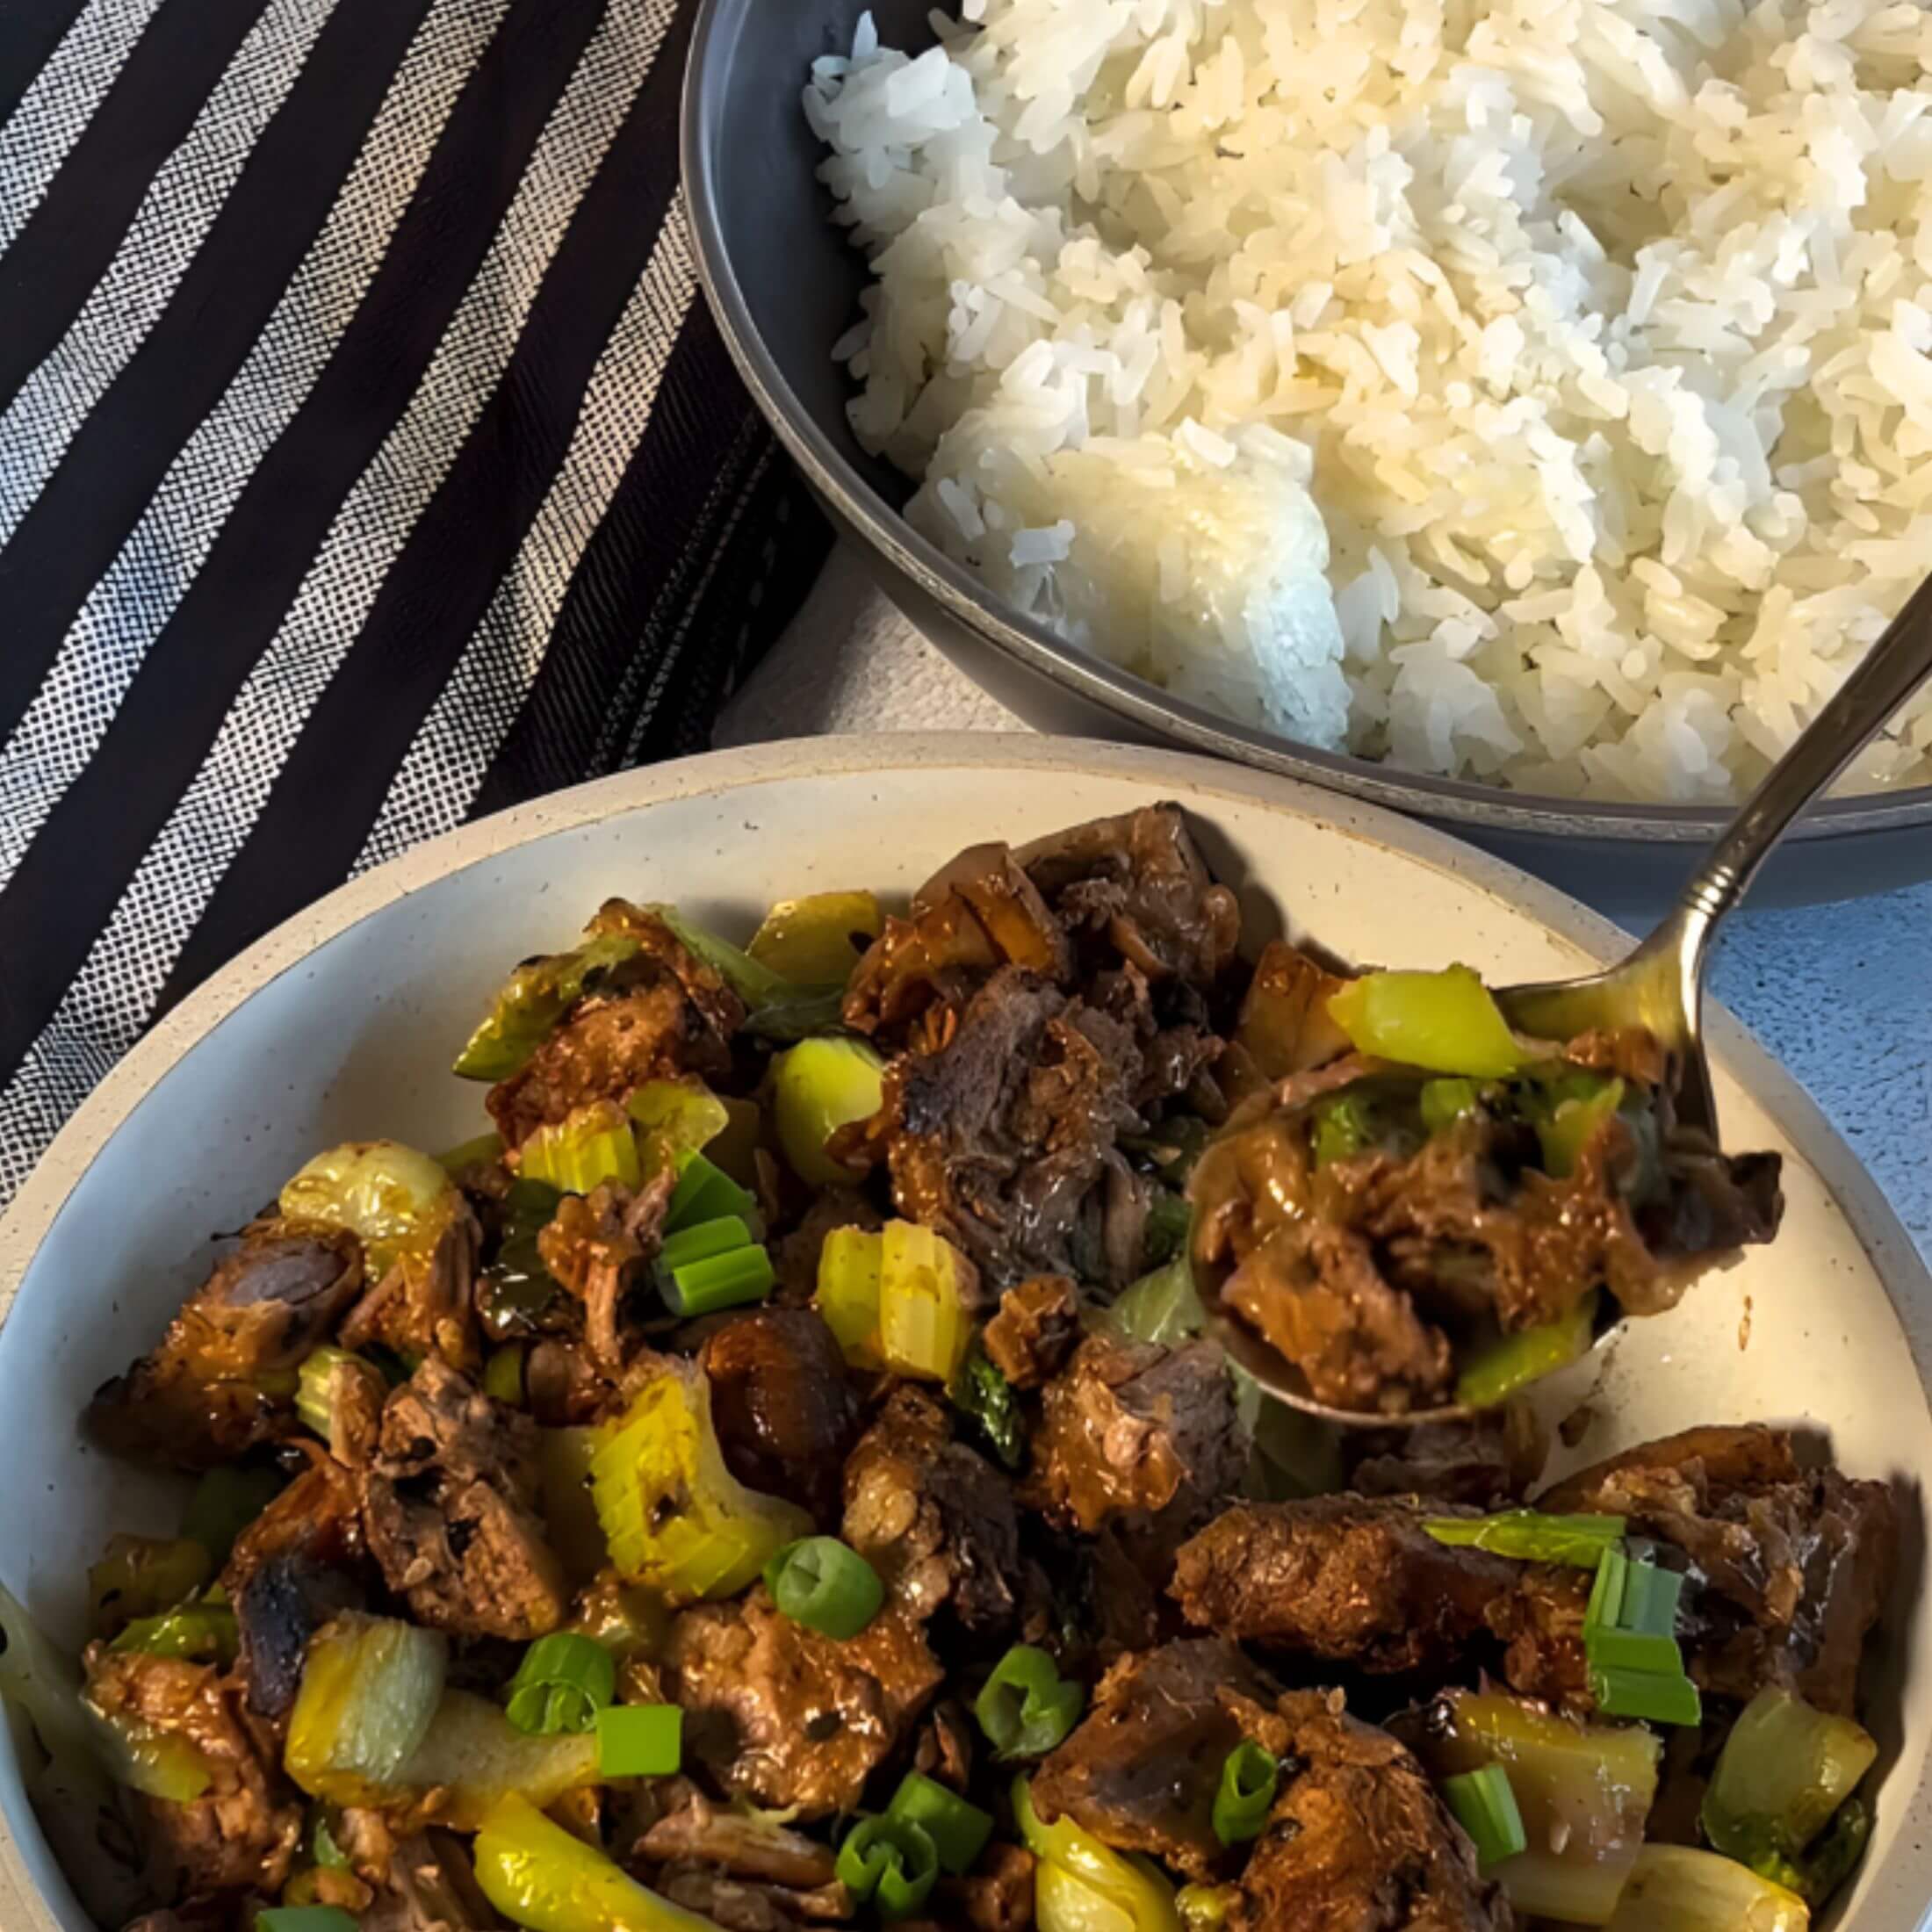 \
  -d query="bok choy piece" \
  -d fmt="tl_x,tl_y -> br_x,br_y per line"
383,1690 -> 602,1830
452,931 -> 642,1081
1701,1689 -> 1878,1903
588,1360 -> 811,1604
476,1792 -> 721,1932
746,890 -> 883,984
1602,1845 -> 1808,1932
1410,1690 -> 1660,1924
